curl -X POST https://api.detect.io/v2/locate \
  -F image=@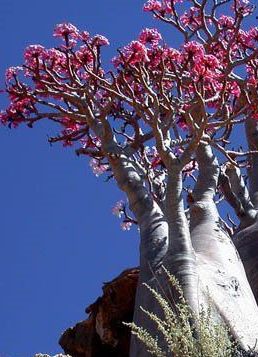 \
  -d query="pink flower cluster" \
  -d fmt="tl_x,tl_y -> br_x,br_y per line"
1,94 -> 35,127
143,0 -> 162,12
1,3 -> 258,165
53,23 -> 80,39
113,41 -> 149,67
234,0 -> 254,17
5,66 -> 22,81
24,45 -> 46,67
139,28 -> 162,47
75,45 -> 94,66
0,111 -> 8,125
113,28 -> 162,67
112,200 -> 124,217
143,0 -> 183,14
91,35 -> 110,46
53,23 -> 109,49
218,15 -> 235,29
121,221 -> 132,231
89,158 -> 109,177
181,7 -> 202,30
